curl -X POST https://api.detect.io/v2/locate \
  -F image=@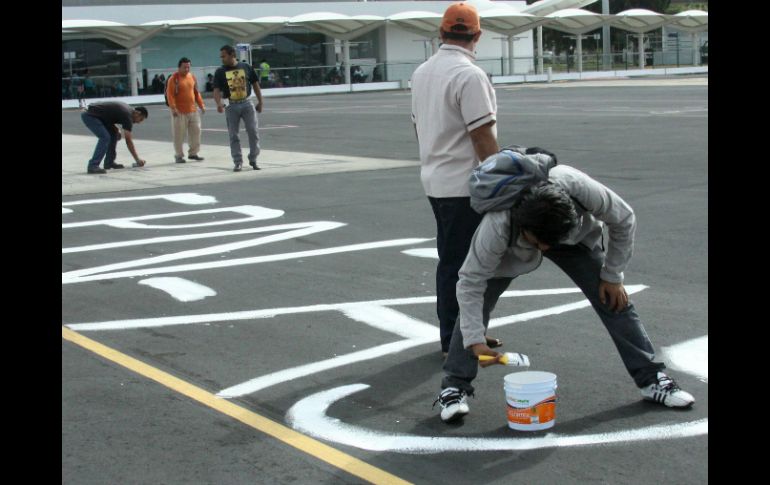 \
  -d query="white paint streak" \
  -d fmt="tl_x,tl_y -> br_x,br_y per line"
662,335 -> 708,382
138,277 -> 217,302
216,339 -> 433,398
61,205 -> 283,229
62,221 -> 345,254
62,208 -> 73,214
61,238 -> 431,284
61,193 -> 217,207
340,305 -> 436,340
64,285 -> 649,397
64,286 -> 600,331
489,285 -> 648,328
286,384 -> 708,453
401,248 -> 438,259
